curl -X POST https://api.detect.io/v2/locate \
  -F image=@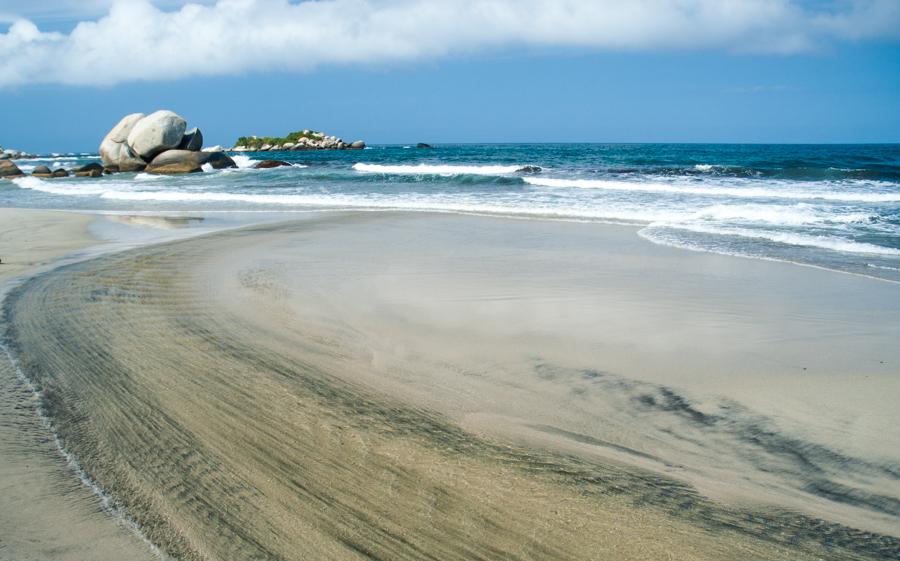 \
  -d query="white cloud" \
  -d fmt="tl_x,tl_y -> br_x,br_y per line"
0,0 -> 898,88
